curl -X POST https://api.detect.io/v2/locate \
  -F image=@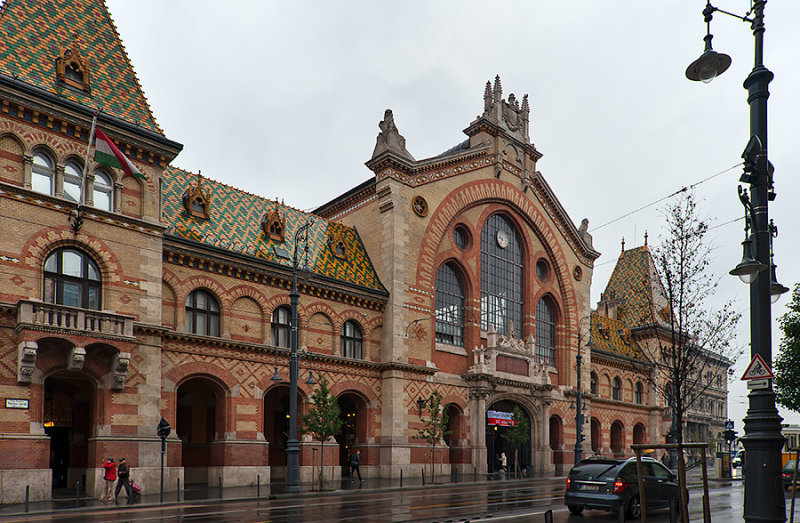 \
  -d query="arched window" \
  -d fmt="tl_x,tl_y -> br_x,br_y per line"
93,170 -> 113,211
435,262 -> 465,346
185,289 -> 220,336
43,248 -> 101,309
535,297 -> 556,366
480,214 -> 523,335
271,306 -> 290,348
590,372 -> 598,395
341,320 -> 362,359
635,382 -> 644,404
612,377 -> 622,401
63,161 -> 82,203
32,151 -> 55,195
